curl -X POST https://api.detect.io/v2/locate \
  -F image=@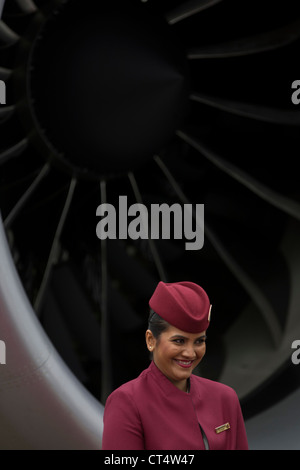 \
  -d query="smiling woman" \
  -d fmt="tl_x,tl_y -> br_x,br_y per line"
101,281 -> 248,450
146,318 -> 207,392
